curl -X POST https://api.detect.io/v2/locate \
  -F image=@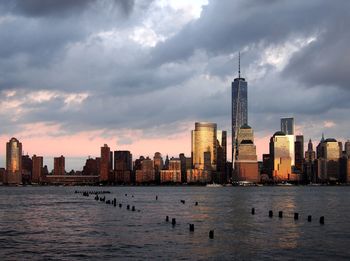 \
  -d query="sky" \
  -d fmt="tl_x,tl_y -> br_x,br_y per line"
0,0 -> 350,170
